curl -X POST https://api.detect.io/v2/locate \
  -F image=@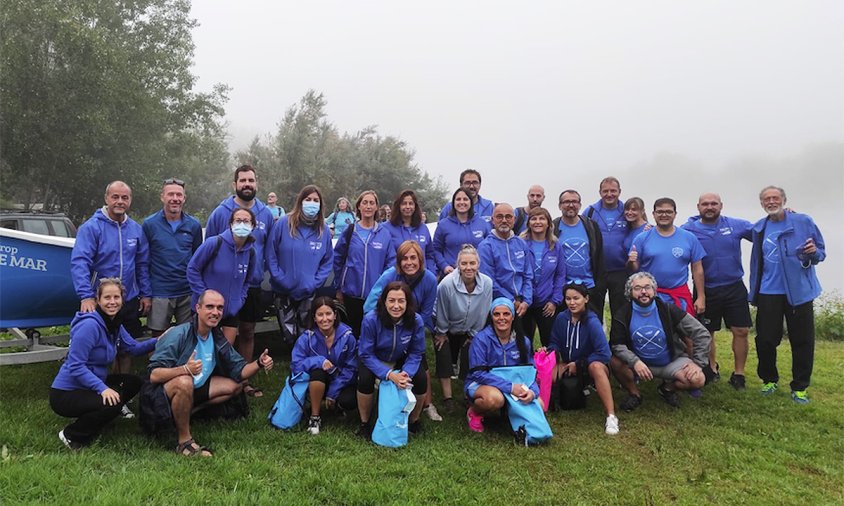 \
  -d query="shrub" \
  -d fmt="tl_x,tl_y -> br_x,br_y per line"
815,292 -> 844,341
